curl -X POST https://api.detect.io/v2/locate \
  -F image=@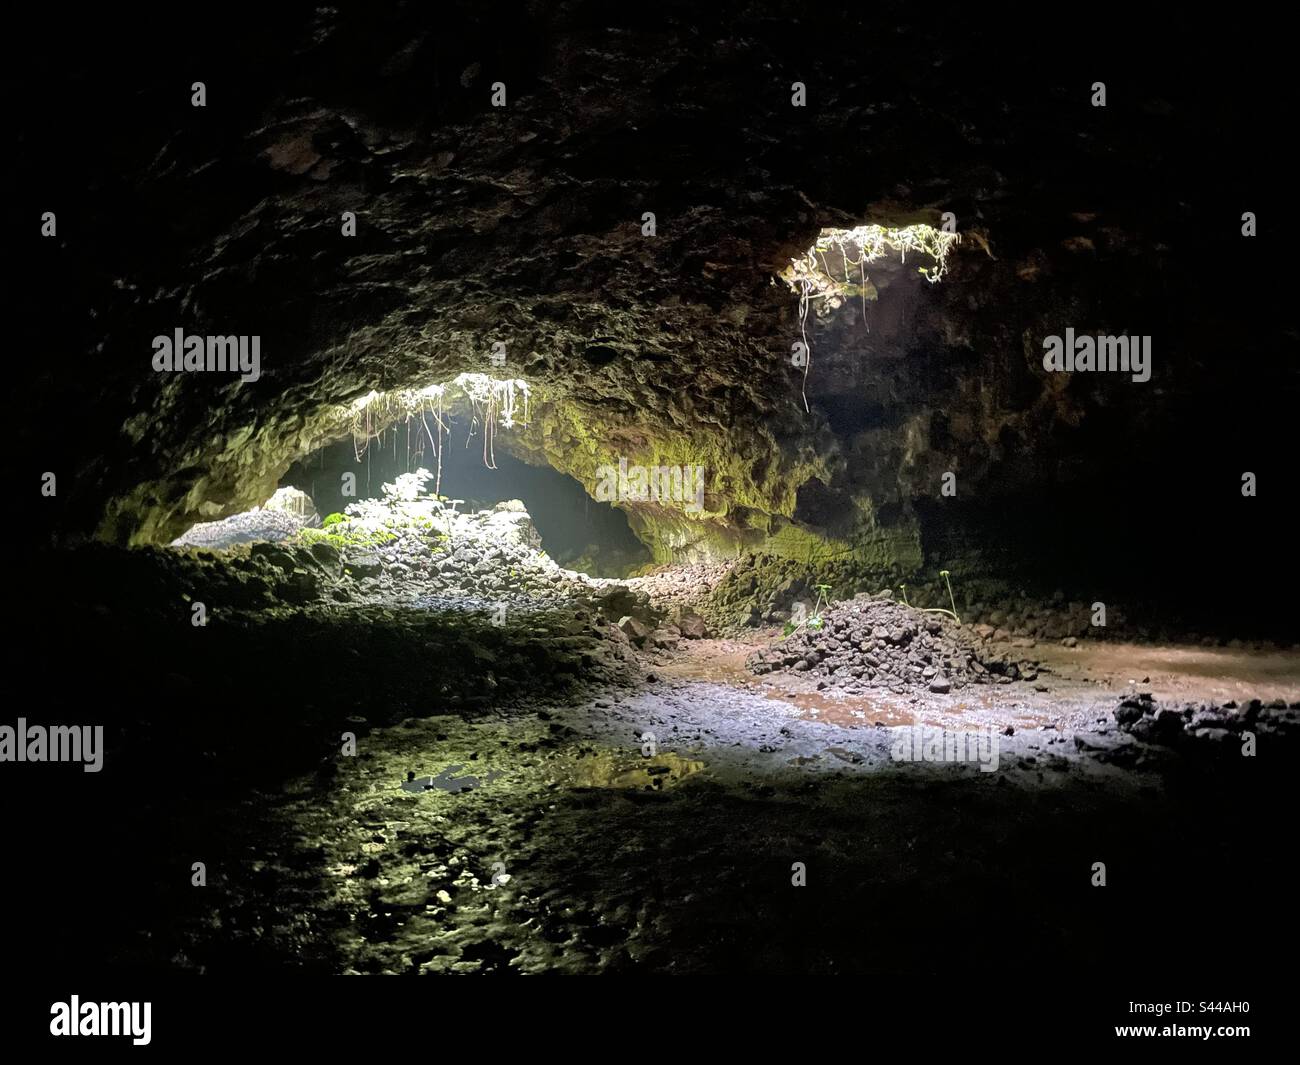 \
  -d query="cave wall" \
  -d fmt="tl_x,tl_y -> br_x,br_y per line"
14,2 -> 1294,621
